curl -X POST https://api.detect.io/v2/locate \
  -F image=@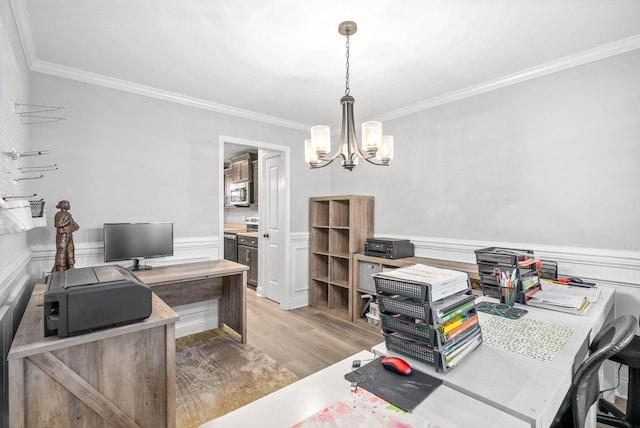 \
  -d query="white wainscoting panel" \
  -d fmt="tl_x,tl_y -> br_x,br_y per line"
287,232 -> 309,310
172,299 -> 219,339
0,249 -> 31,428
373,234 -> 640,286
0,249 -> 31,304
28,236 -> 219,279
